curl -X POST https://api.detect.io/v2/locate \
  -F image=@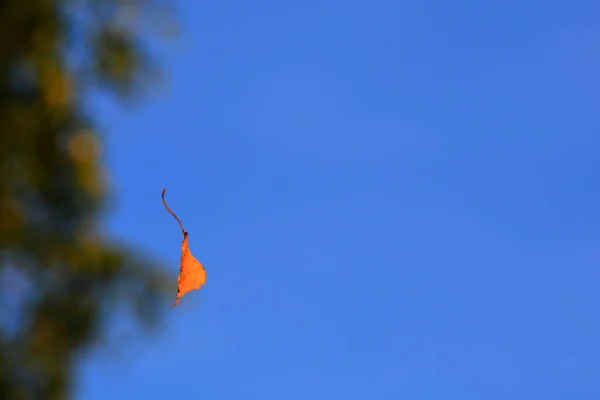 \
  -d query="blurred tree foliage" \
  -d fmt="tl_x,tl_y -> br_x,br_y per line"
0,0 -> 179,398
